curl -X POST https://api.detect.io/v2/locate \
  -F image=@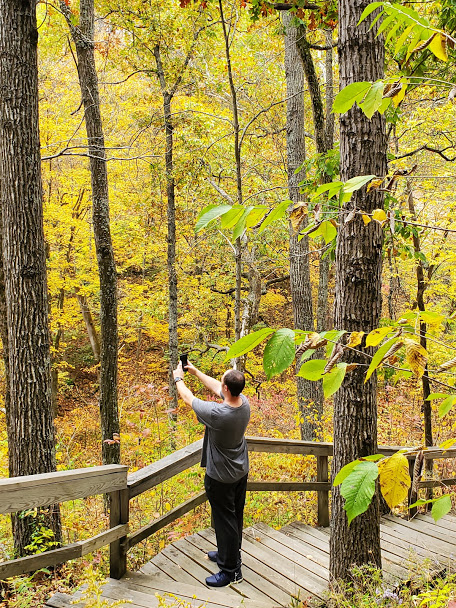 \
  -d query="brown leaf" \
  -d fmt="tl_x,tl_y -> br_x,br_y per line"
436,355 -> 456,373
290,203 -> 307,232
345,209 -> 356,224
380,341 -> 404,366
324,343 -> 344,374
404,339 -> 427,378
346,363 -> 358,372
